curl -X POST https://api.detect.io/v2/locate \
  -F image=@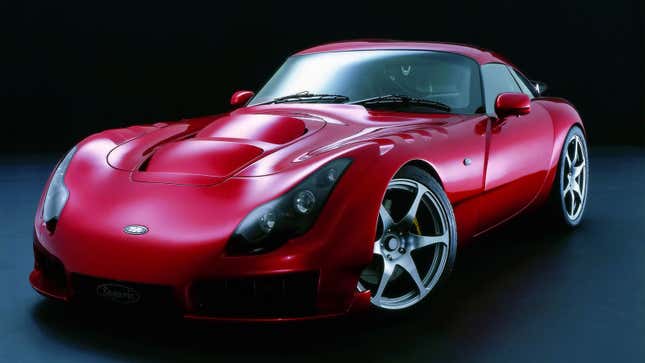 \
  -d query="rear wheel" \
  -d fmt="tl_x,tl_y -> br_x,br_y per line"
358,166 -> 457,310
550,126 -> 589,227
